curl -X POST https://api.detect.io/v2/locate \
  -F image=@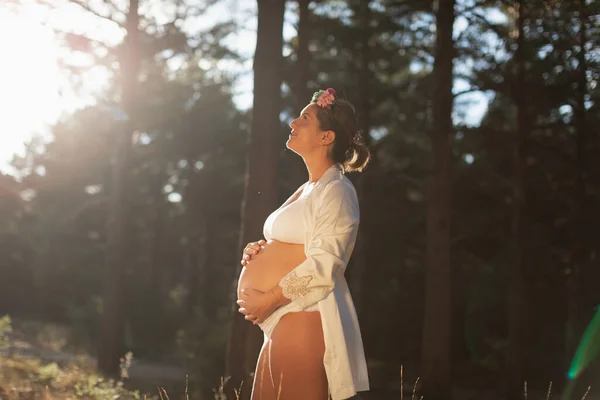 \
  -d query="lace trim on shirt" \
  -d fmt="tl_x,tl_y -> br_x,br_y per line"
280,271 -> 313,300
